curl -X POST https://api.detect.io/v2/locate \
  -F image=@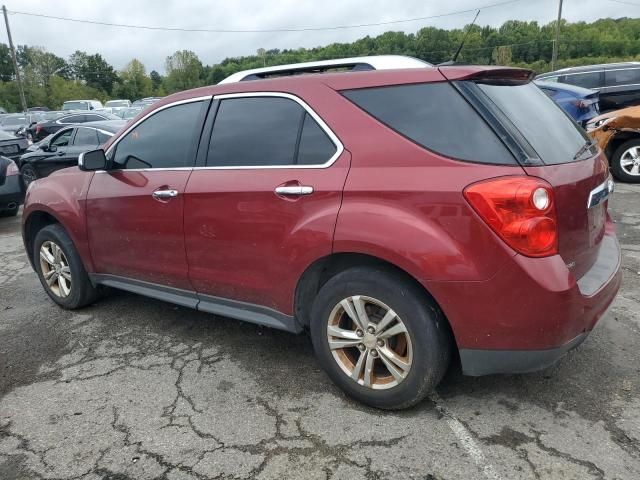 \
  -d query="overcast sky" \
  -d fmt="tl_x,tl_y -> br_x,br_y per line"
2,0 -> 634,73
